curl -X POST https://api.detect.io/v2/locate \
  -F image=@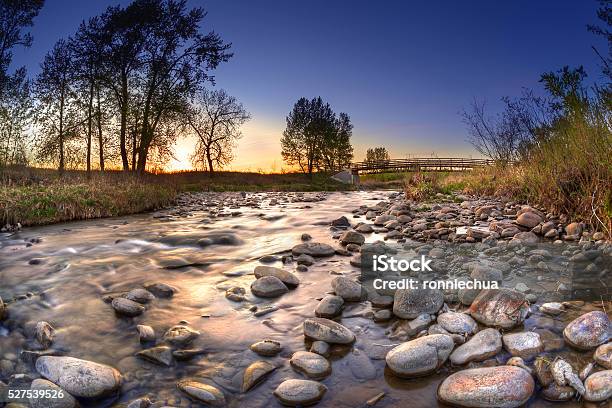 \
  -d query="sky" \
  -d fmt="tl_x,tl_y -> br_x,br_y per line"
11,0 -> 608,171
